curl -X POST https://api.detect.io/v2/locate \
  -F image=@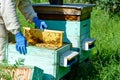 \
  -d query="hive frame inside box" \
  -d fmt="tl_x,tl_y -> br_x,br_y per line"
23,27 -> 64,49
